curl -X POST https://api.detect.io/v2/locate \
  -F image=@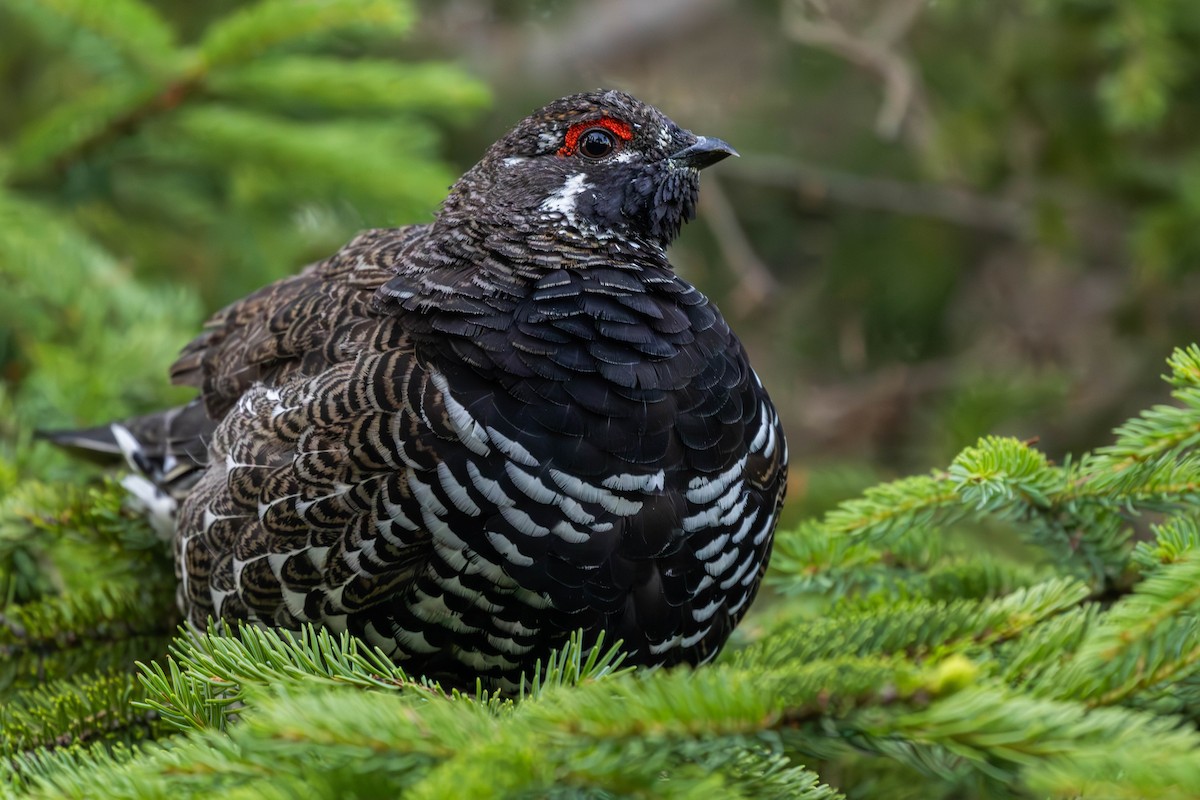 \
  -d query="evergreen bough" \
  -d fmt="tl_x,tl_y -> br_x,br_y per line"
10,353 -> 1200,798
